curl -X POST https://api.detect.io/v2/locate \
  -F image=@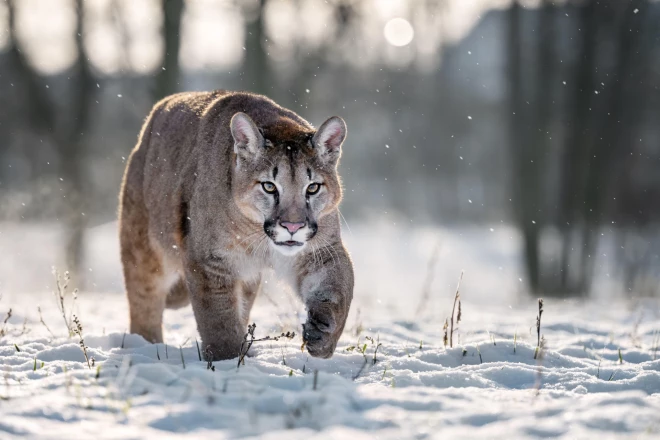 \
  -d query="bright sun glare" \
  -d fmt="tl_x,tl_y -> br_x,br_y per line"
383,17 -> 414,47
